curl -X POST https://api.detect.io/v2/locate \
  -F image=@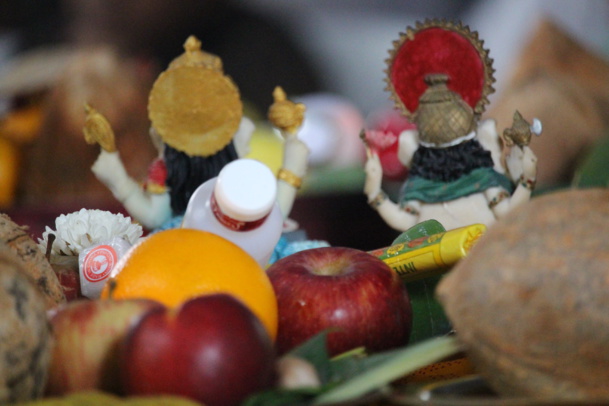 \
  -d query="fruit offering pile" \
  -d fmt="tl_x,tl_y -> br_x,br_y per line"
0,211 -> 453,406
3,188 -> 609,405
